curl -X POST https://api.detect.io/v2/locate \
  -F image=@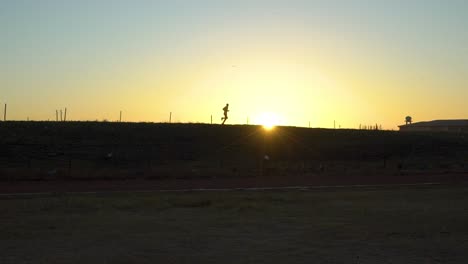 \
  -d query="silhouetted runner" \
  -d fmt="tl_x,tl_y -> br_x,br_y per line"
221,103 -> 229,125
